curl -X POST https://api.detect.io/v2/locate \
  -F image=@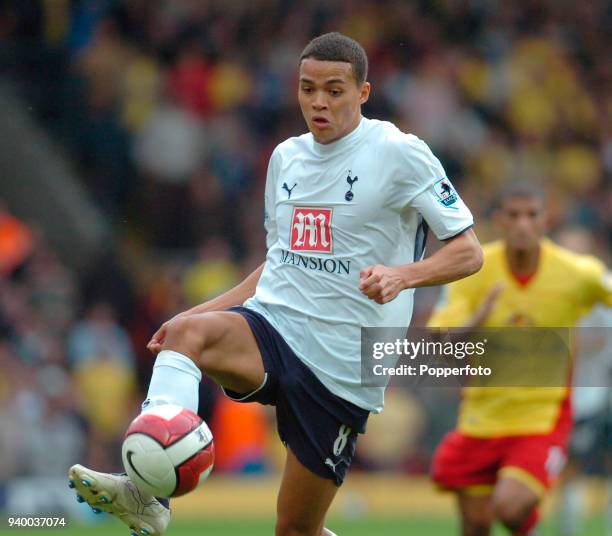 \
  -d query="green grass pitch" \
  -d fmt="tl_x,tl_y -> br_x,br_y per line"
1,516 -> 605,535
